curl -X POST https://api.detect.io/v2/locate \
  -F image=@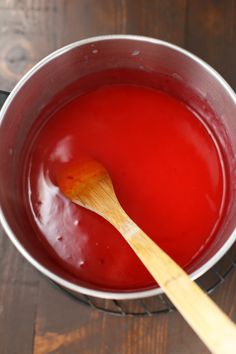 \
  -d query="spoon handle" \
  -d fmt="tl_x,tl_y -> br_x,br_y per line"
116,216 -> 236,354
